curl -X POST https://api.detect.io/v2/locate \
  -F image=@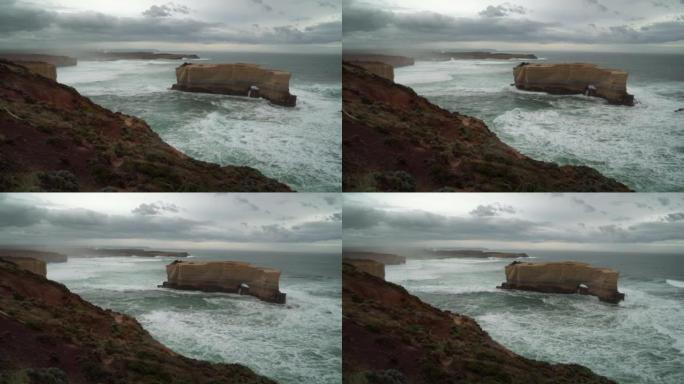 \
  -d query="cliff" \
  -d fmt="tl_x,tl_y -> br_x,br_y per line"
172,63 -> 297,107
12,61 -> 57,81
161,261 -> 286,304
343,263 -> 616,384
346,61 -> 394,81
0,249 -> 67,263
0,59 -> 290,192
513,63 -> 635,106
0,259 -> 275,384
0,53 -> 77,67
0,256 -> 46,276
342,54 -> 415,68
427,250 -> 528,259
342,62 -> 631,192
343,251 -> 406,265
343,259 -> 385,279
426,51 -> 538,61
498,261 -> 625,303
